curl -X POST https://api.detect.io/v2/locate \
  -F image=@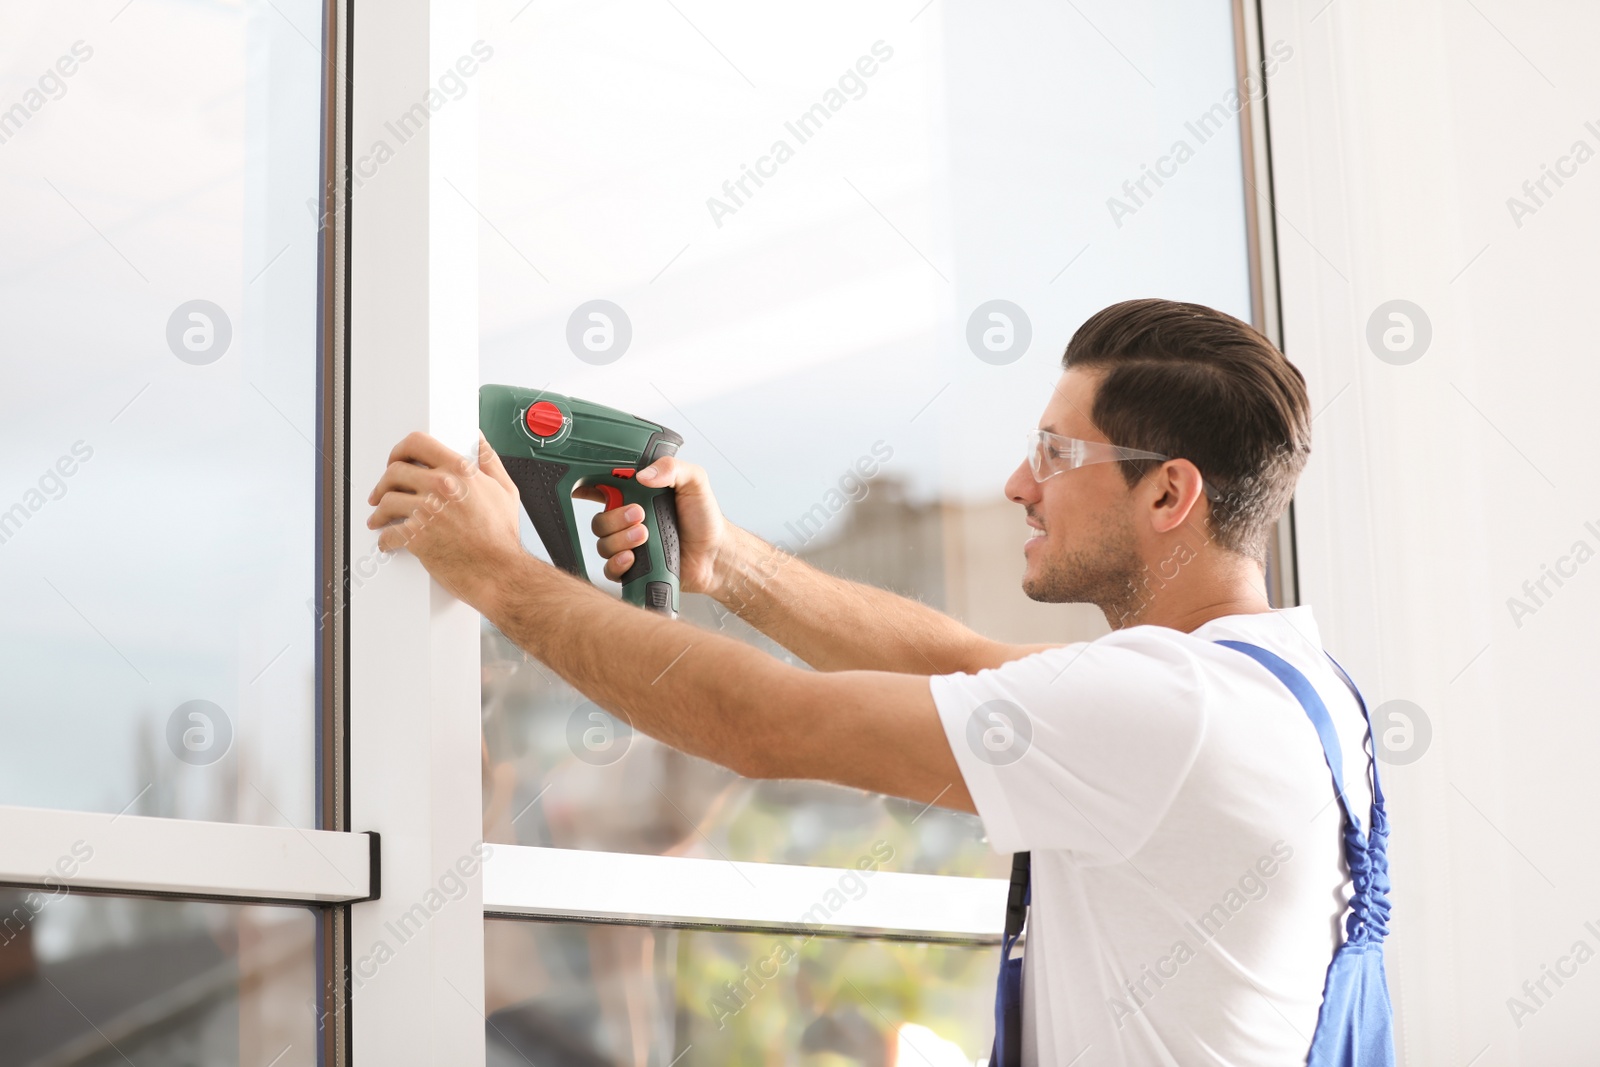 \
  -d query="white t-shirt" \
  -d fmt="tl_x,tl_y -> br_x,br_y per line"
929,605 -> 1376,1067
